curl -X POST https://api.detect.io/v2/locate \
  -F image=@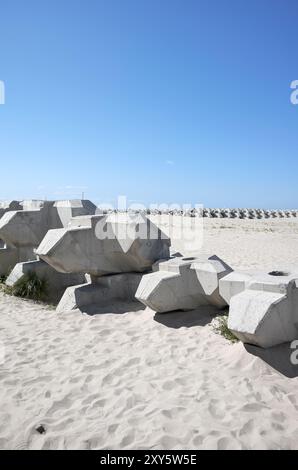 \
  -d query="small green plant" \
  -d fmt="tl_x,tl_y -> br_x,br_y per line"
8,272 -> 48,301
213,314 -> 239,343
